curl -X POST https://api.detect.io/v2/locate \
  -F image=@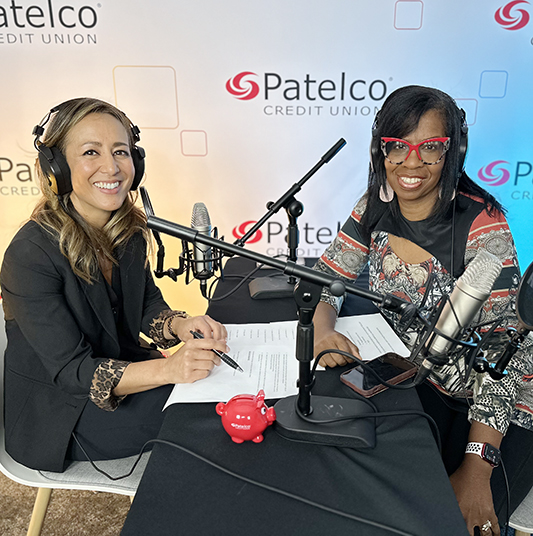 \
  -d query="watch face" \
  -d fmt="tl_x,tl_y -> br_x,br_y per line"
482,444 -> 501,466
